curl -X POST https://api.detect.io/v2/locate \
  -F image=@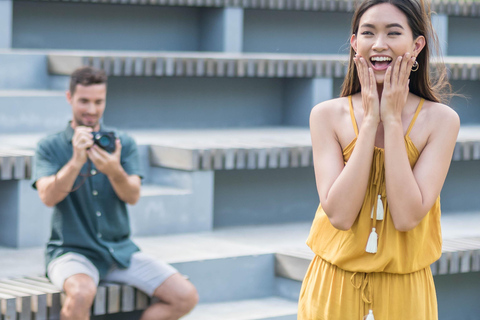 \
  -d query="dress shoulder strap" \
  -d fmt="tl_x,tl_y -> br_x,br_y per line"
348,96 -> 359,137
405,98 -> 425,136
